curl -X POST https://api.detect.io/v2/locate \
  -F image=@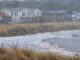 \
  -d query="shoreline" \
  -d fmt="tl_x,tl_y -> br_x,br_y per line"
0,29 -> 80,37
0,30 -> 80,56
0,22 -> 80,36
